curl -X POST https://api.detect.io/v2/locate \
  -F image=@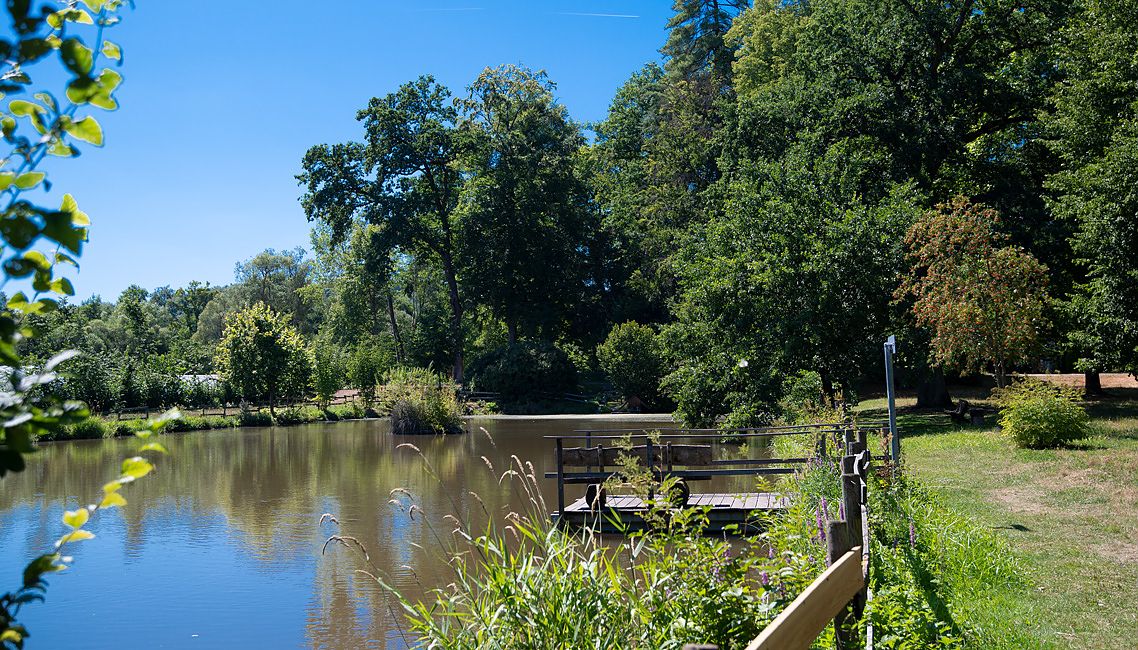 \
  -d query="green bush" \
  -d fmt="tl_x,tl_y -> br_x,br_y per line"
67,419 -> 111,440
275,406 -> 323,426
385,367 -> 463,434
237,410 -> 275,427
994,379 -> 1090,448
469,340 -> 577,401
596,321 -> 666,407
329,402 -> 365,420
